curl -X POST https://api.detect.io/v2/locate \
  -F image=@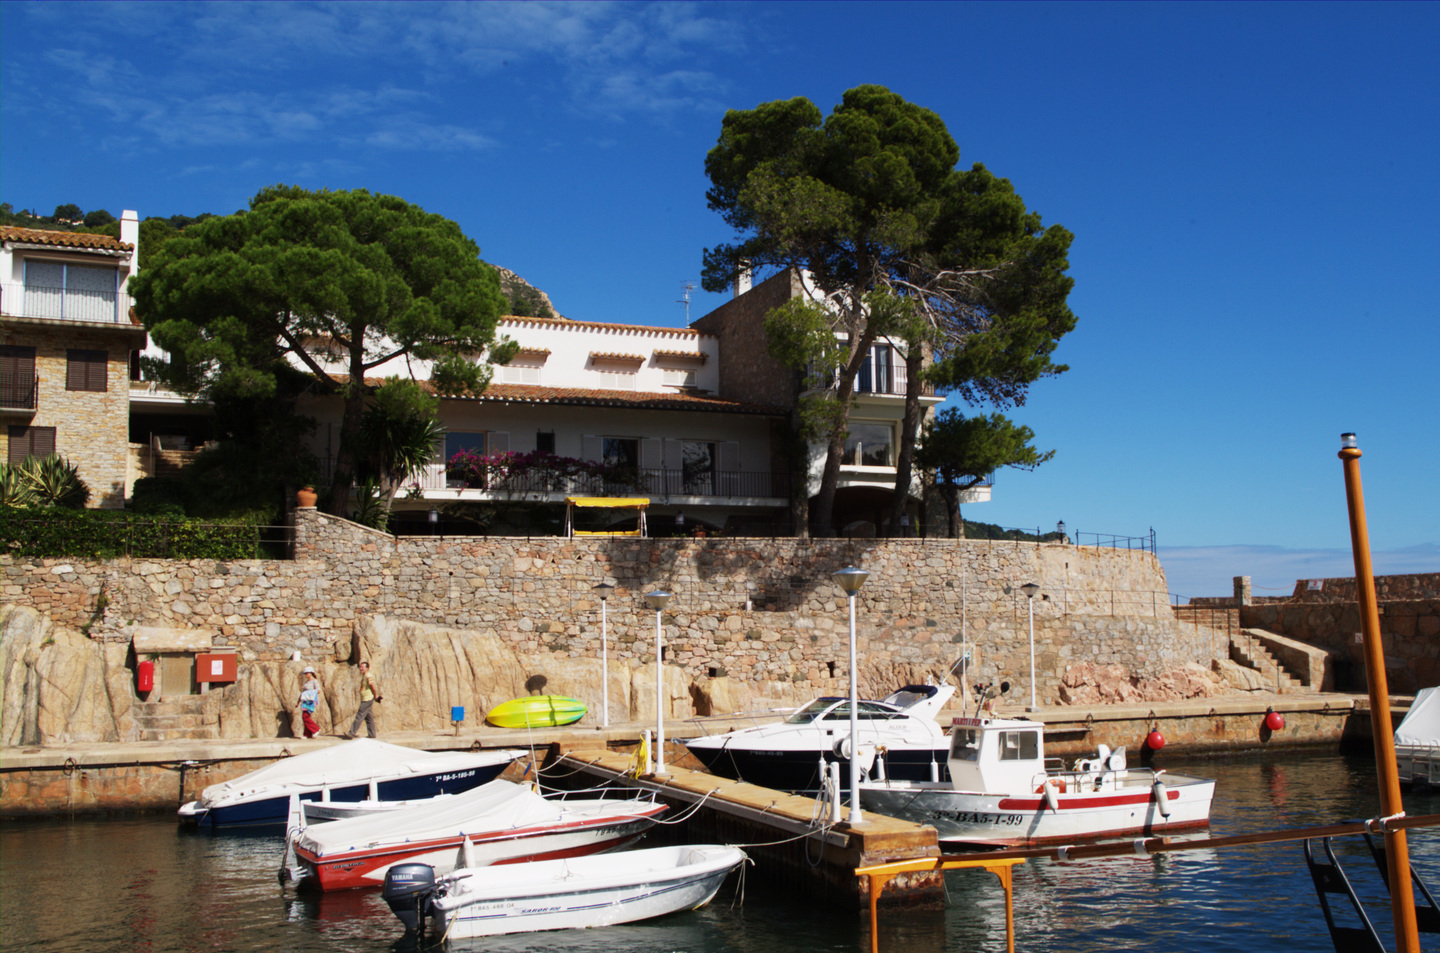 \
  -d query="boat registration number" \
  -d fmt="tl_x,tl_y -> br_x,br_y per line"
924,810 -> 1025,827
435,770 -> 476,782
